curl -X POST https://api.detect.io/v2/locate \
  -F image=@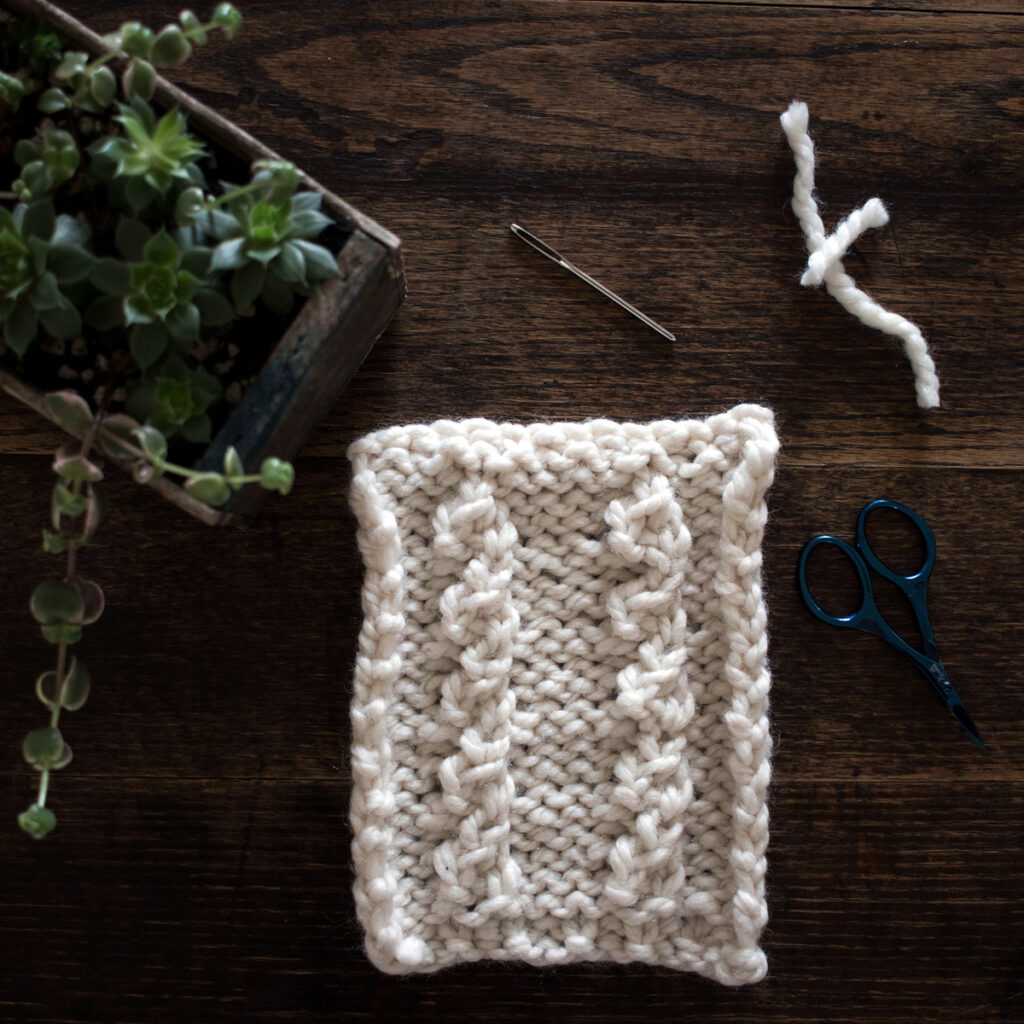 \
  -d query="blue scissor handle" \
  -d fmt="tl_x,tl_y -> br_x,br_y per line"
798,499 -> 940,661
855,498 -> 938,657
855,499 -> 936,595
798,534 -> 875,630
